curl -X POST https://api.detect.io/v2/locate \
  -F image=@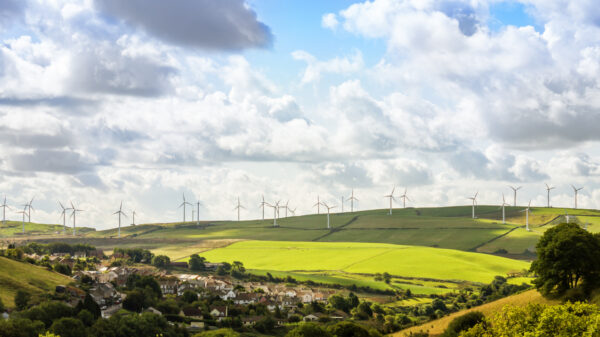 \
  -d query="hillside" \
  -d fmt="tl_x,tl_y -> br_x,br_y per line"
0,256 -> 72,307
394,289 -> 558,336
0,220 -> 95,238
